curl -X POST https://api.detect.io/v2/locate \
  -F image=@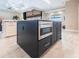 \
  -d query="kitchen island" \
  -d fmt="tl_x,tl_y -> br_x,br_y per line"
2,20 -> 17,38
